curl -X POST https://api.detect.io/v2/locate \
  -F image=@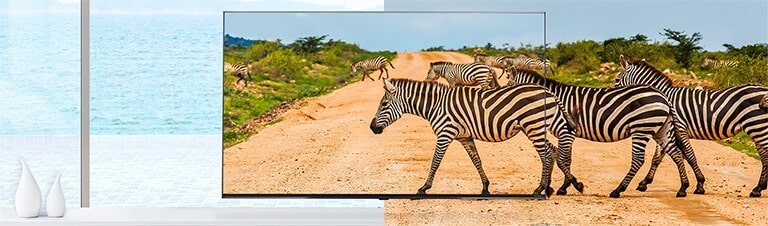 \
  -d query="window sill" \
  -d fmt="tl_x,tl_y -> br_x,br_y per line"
0,207 -> 383,225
